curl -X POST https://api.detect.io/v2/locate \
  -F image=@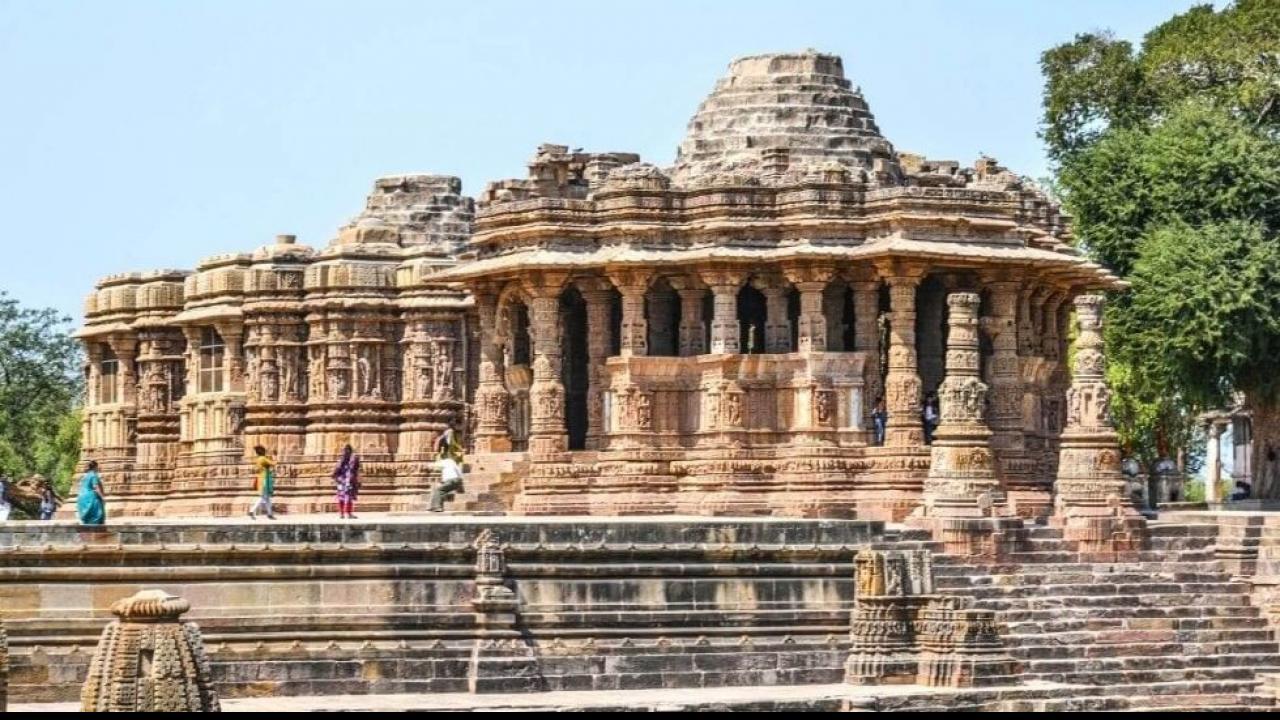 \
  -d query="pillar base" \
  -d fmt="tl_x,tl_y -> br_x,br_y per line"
1050,503 -> 1147,556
